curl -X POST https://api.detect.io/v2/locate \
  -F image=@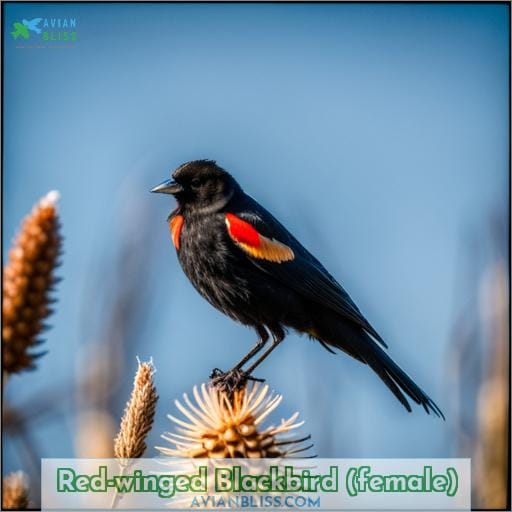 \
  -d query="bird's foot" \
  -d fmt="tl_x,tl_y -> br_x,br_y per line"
209,367 -> 265,396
